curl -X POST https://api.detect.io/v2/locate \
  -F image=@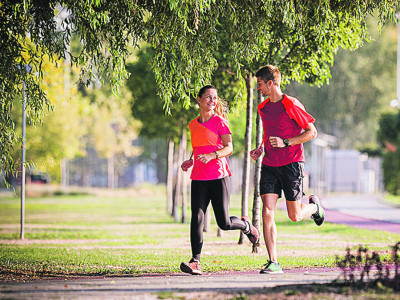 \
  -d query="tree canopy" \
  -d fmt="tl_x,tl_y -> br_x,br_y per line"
286,20 -> 398,149
1,0 -> 398,179
378,111 -> 400,194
